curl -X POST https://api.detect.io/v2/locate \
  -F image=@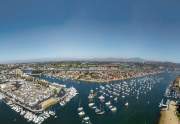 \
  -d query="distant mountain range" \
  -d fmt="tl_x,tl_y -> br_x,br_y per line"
0,57 -> 174,64
85,57 -> 146,63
